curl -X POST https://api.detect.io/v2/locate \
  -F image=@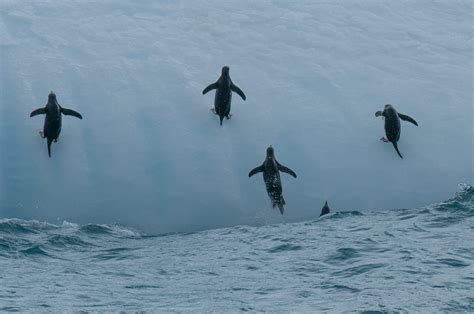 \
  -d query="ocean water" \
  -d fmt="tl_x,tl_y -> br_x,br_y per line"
1,185 -> 472,312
